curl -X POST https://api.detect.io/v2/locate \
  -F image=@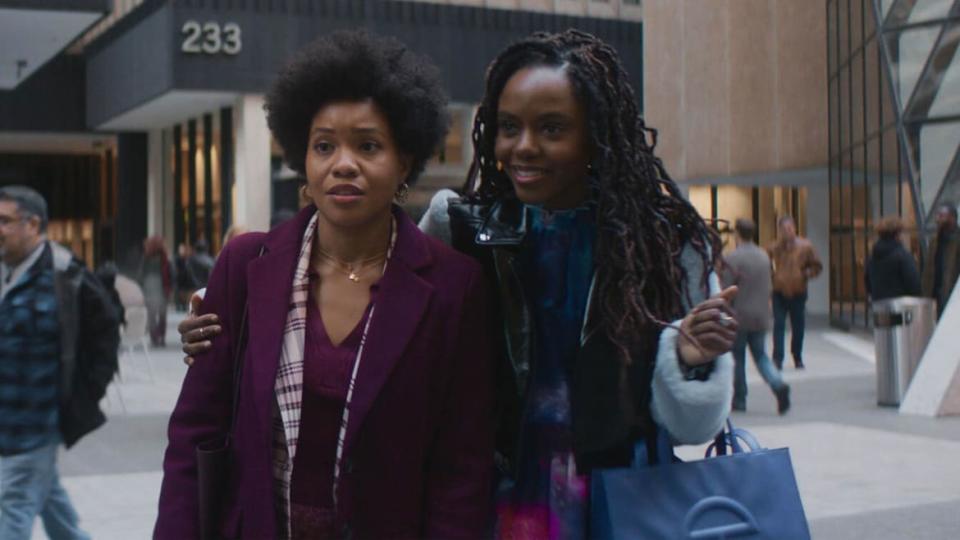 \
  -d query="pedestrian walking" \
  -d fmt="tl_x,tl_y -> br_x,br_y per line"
139,236 -> 172,347
722,218 -> 790,414
768,215 -> 822,370
0,185 -> 119,540
184,238 -> 214,289
174,243 -> 192,311
156,31 -> 493,539
866,215 -> 921,301
922,203 -> 960,319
